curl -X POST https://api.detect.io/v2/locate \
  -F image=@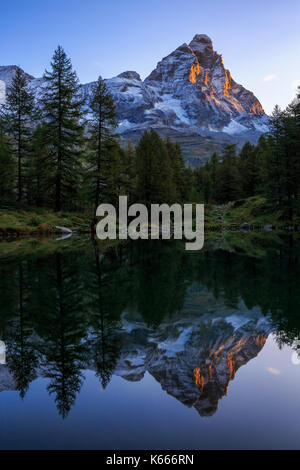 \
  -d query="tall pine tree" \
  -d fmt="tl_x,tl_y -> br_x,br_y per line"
215,145 -> 241,204
136,129 -> 176,206
86,76 -> 118,228
27,123 -> 53,206
165,138 -> 186,202
0,106 -> 14,202
5,67 -> 35,202
41,46 -> 85,211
